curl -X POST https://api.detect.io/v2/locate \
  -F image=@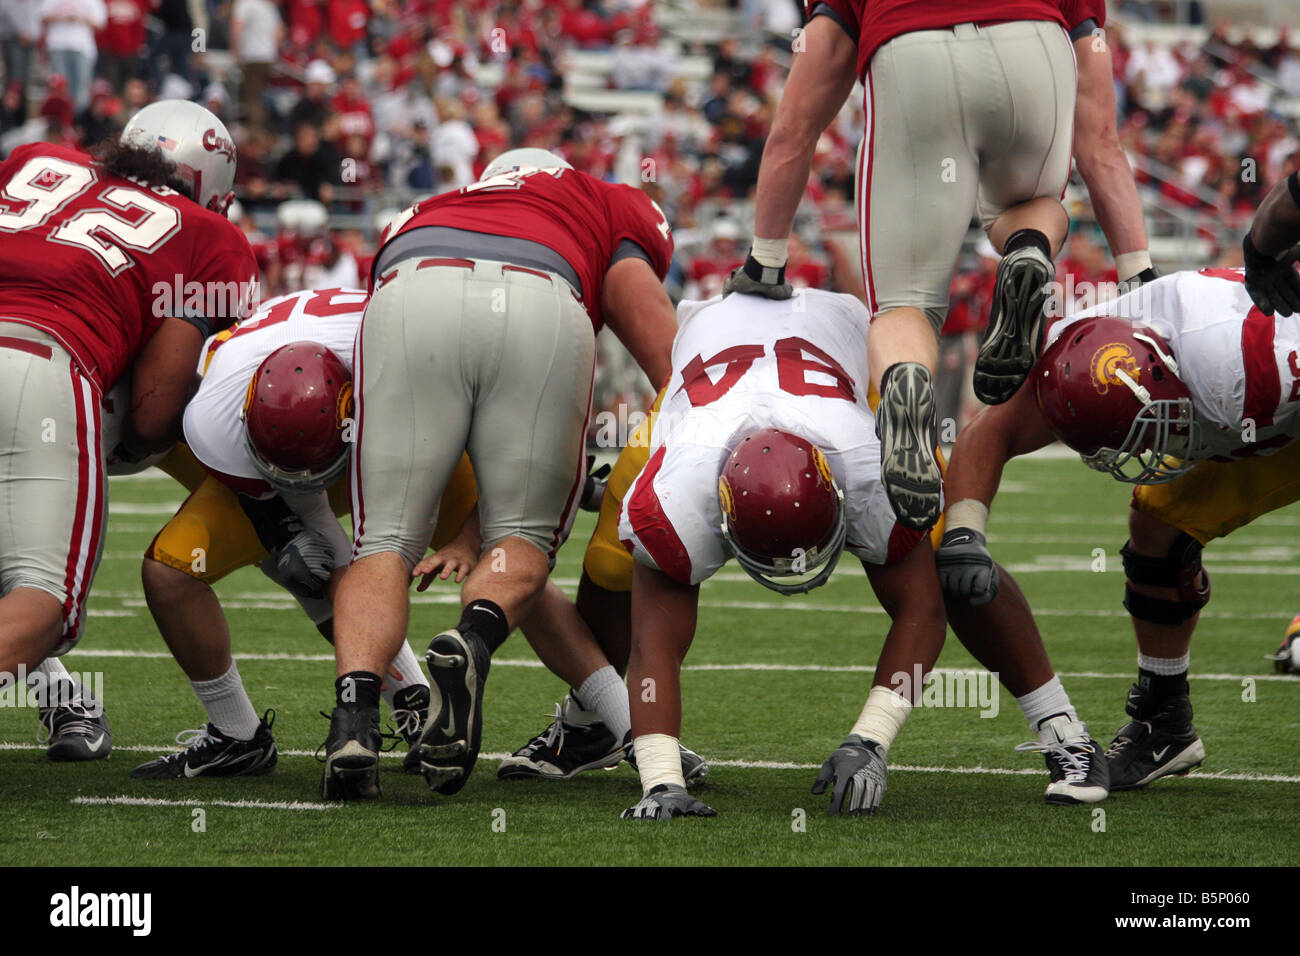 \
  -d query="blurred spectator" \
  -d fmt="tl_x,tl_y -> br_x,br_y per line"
1,1 -> 41,95
96,0 -> 147,90
275,119 -> 342,203
290,59 -> 336,130
232,0 -> 283,130
77,77 -> 124,142
610,29 -> 673,92
154,0 -> 204,87
41,0 -> 106,112
431,97 -> 478,192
